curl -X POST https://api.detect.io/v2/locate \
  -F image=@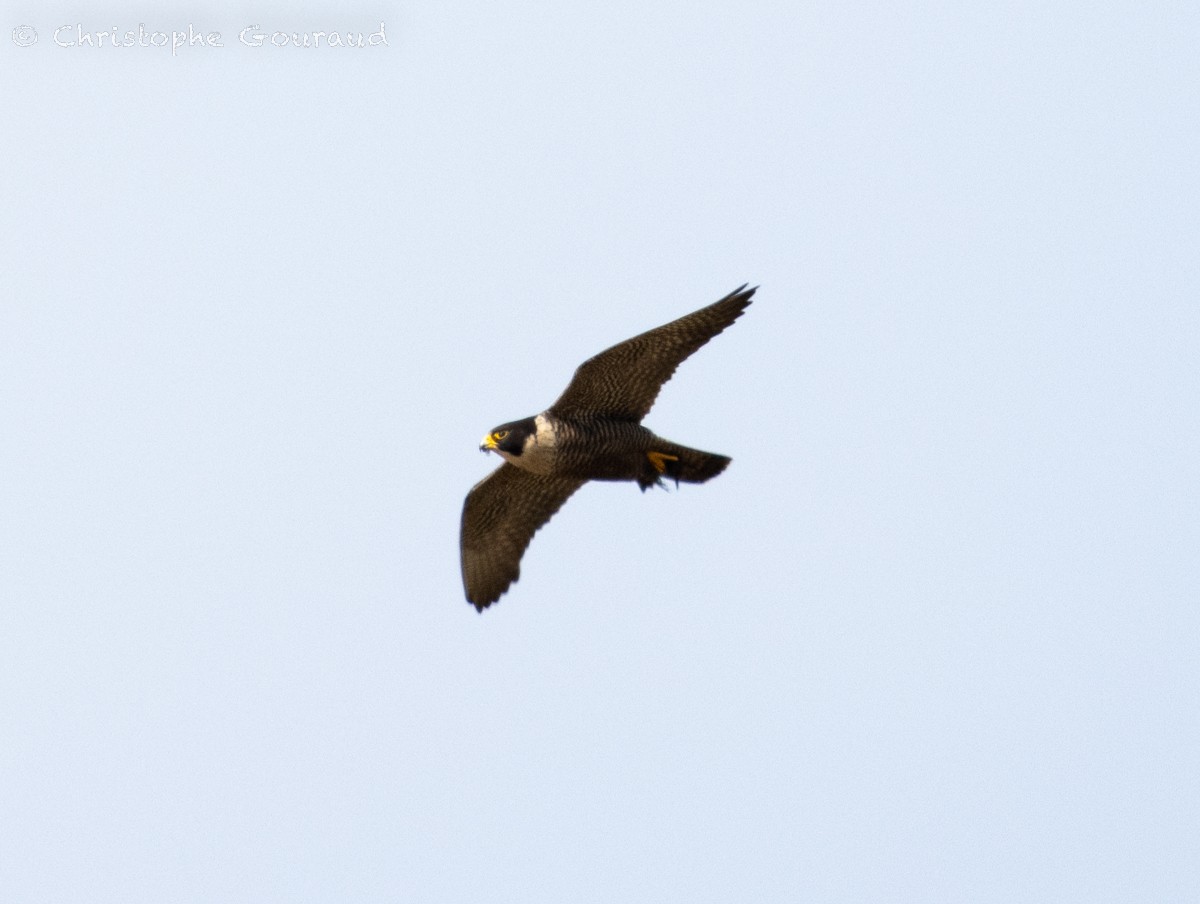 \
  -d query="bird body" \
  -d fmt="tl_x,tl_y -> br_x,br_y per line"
460,285 -> 755,610
485,413 -> 726,488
